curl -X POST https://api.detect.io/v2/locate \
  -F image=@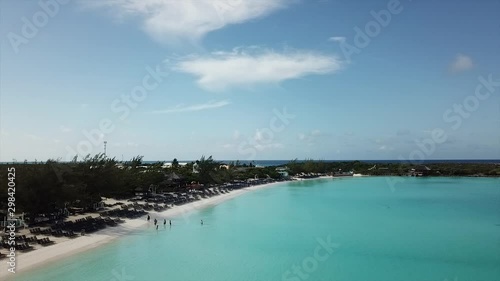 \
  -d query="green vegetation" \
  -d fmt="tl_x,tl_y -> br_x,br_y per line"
287,159 -> 500,177
0,154 -> 279,219
0,156 -> 498,221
